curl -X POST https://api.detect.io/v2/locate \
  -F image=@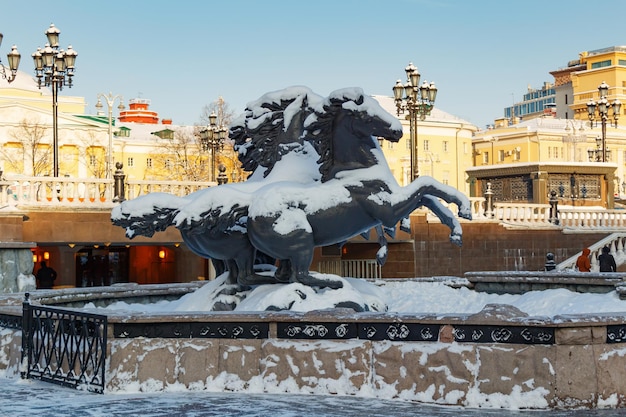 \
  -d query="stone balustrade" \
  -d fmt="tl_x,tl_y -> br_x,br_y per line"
0,175 -> 214,209
2,176 -> 626,237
